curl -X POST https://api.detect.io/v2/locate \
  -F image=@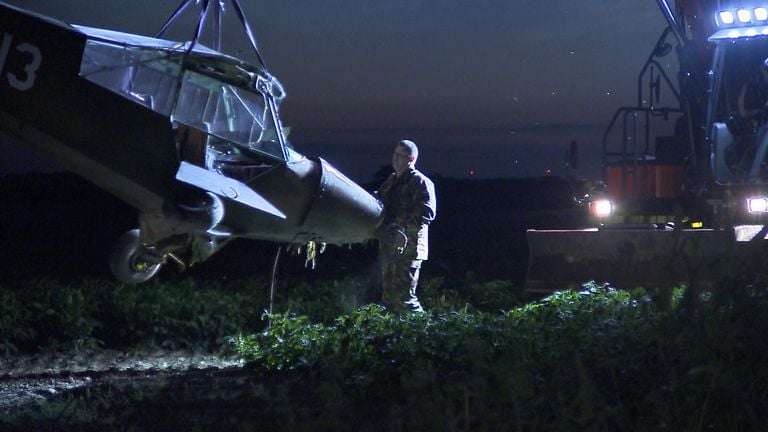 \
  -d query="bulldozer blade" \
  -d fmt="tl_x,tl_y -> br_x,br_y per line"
525,228 -> 735,292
